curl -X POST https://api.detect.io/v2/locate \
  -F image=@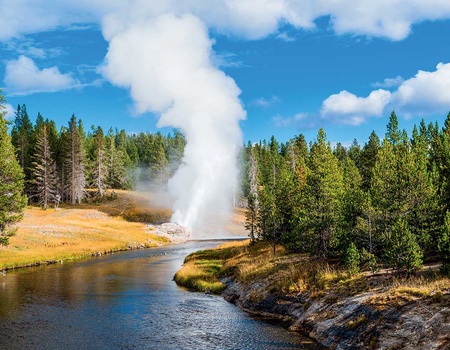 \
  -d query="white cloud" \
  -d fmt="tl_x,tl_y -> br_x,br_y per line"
250,96 -> 280,109
321,89 -> 391,125
2,103 -> 15,120
315,0 -> 450,40
4,55 -> 79,95
392,62 -> 450,117
372,76 -> 404,89
1,1 -> 450,41
316,62 -> 450,125
0,0 -> 113,41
